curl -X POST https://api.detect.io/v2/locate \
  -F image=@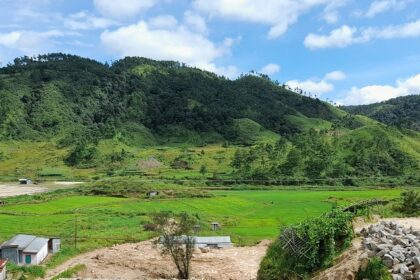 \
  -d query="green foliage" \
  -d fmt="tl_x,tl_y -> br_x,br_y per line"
356,257 -> 392,280
64,142 -> 98,167
51,264 -> 86,280
343,95 -> 420,131
151,211 -> 197,279
7,262 -> 45,279
397,190 -> 420,216
258,209 -> 354,279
